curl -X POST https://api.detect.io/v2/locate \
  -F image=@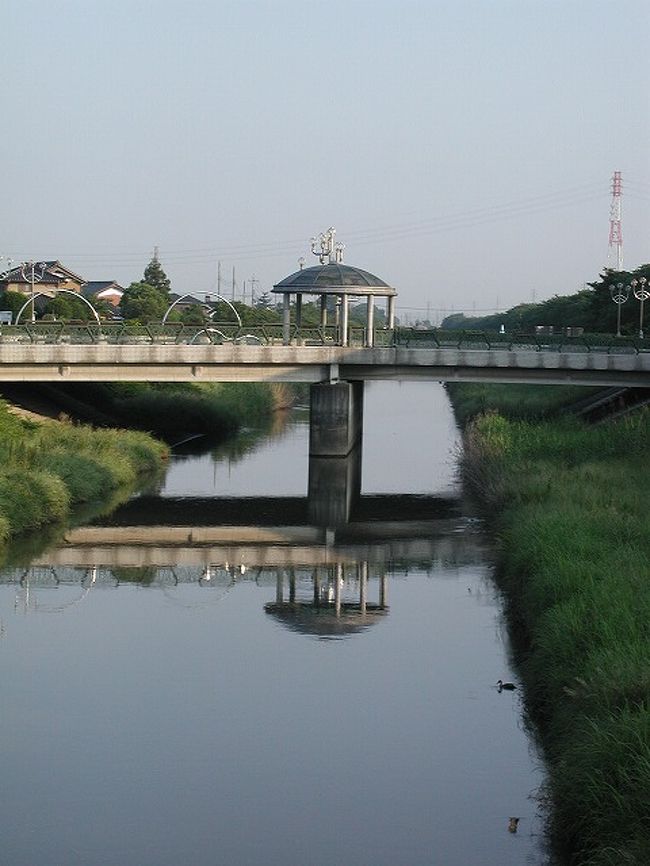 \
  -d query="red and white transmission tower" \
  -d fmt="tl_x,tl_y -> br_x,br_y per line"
607,170 -> 623,271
